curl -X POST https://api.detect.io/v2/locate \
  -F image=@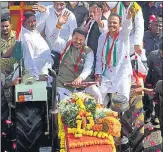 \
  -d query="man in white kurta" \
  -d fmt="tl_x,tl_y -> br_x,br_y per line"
112,2 -> 144,56
36,2 -> 77,51
21,11 -> 52,82
107,2 -> 147,84
95,11 -> 133,106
